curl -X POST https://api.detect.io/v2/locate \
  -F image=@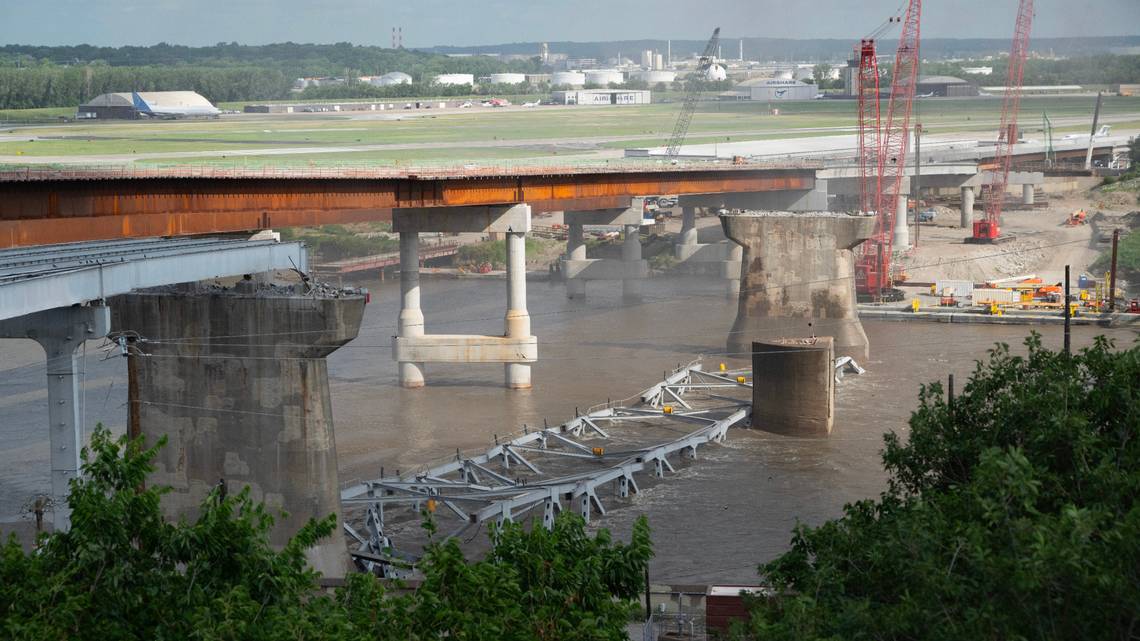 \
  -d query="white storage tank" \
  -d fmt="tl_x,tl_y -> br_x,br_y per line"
585,70 -> 624,86
373,71 -> 412,86
704,64 -> 728,82
434,73 -> 475,86
489,73 -> 527,85
551,71 -> 586,87
633,70 -> 677,84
